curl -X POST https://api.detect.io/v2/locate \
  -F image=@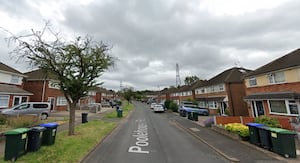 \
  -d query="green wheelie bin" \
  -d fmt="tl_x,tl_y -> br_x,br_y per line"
117,109 -> 123,117
268,127 -> 297,158
4,128 -> 29,161
40,122 -> 58,145
246,123 -> 265,145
